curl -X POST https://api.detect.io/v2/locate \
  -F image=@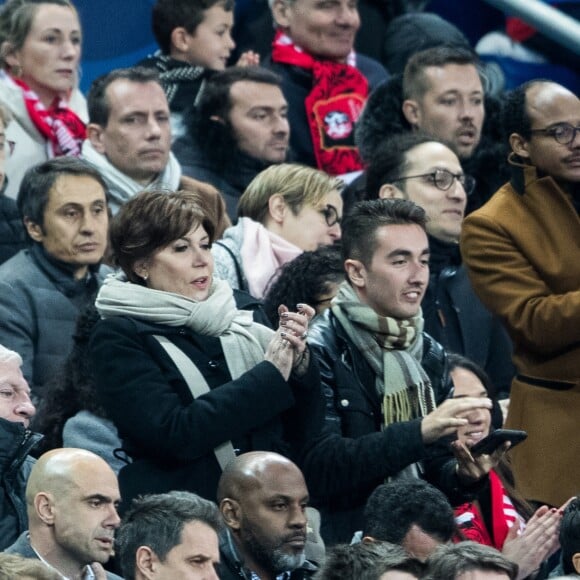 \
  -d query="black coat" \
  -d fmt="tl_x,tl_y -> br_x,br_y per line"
304,310 -> 454,544
423,236 -> 515,398
89,292 -> 324,510
0,418 -> 41,550
0,193 -> 26,266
